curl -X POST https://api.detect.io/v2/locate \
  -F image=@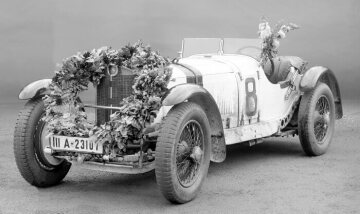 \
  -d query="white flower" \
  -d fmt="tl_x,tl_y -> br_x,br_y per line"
258,22 -> 267,31
258,22 -> 272,39
277,29 -> 286,39
140,51 -> 148,58
63,113 -> 70,118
